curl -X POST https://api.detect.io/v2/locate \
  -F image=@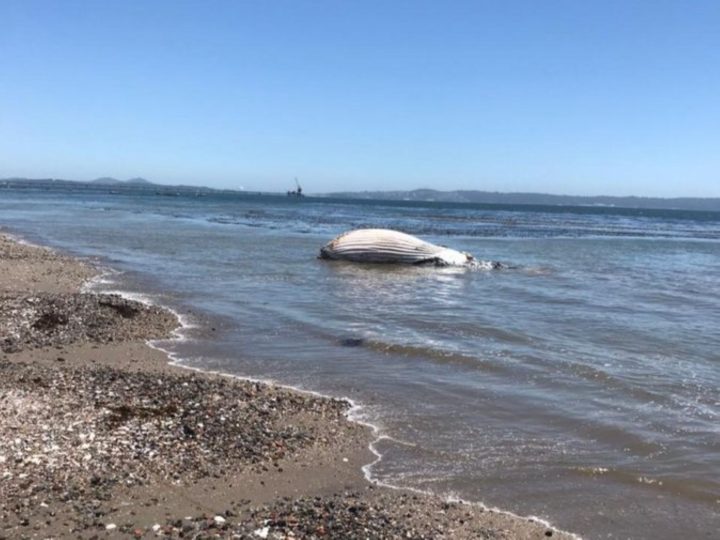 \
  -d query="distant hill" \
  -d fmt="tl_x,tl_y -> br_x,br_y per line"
91,177 -> 121,185
0,177 -> 222,197
91,177 -> 151,185
324,189 -> 720,212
